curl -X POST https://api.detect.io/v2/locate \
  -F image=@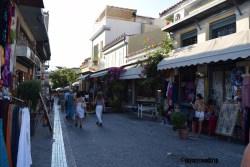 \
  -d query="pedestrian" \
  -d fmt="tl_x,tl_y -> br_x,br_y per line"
75,92 -> 86,128
95,92 -> 105,127
65,90 -> 74,120
191,93 -> 205,137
